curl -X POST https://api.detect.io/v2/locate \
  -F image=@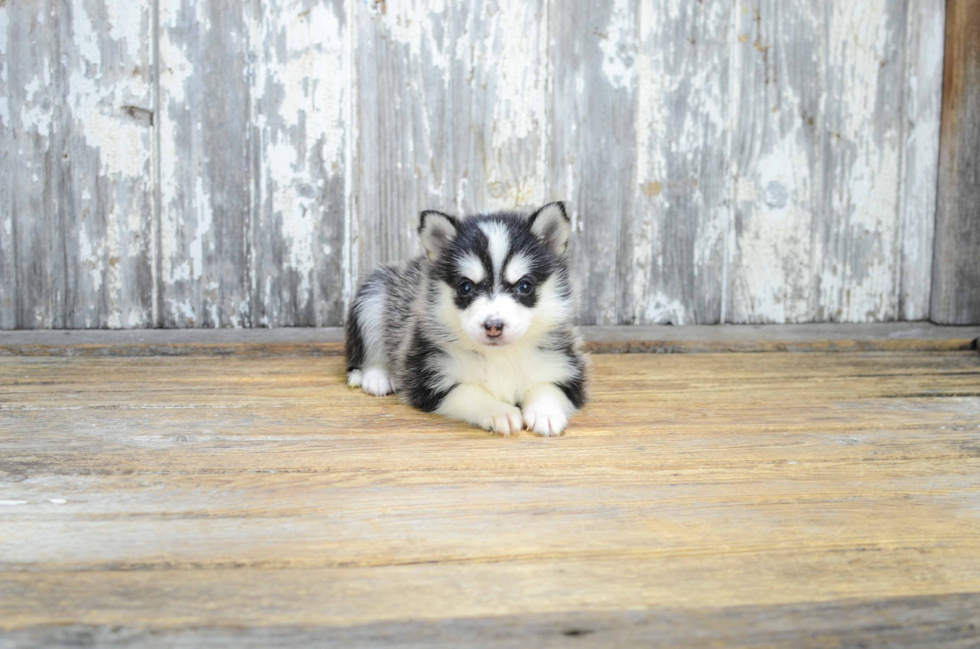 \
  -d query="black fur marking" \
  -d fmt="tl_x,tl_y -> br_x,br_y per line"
433,212 -> 565,312
527,201 -> 569,228
344,279 -> 377,373
404,327 -> 458,412
547,340 -> 587,409
557,375 -> 586,410
344,309 -> 365,373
